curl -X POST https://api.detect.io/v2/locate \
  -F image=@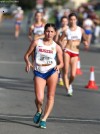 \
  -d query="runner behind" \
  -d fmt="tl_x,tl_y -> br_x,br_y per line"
59,12 -> 89,96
